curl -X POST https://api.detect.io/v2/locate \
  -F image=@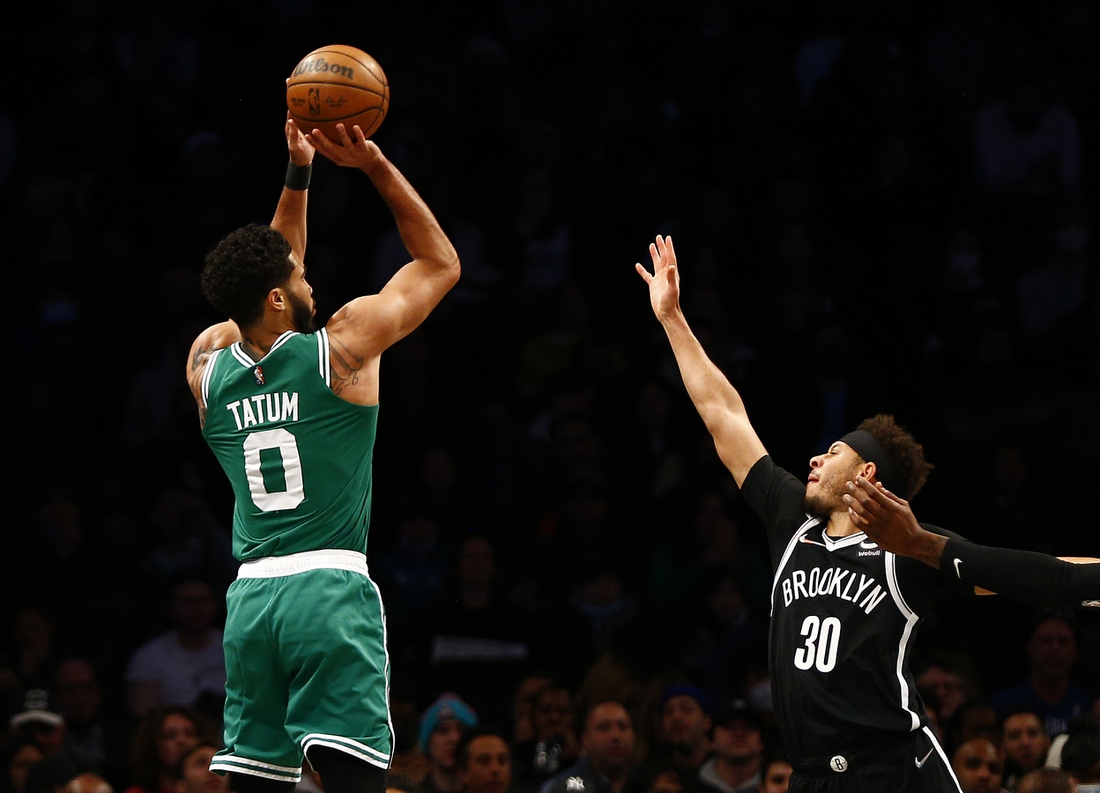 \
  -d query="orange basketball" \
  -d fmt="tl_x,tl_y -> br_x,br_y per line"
286,45 -> 389,142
